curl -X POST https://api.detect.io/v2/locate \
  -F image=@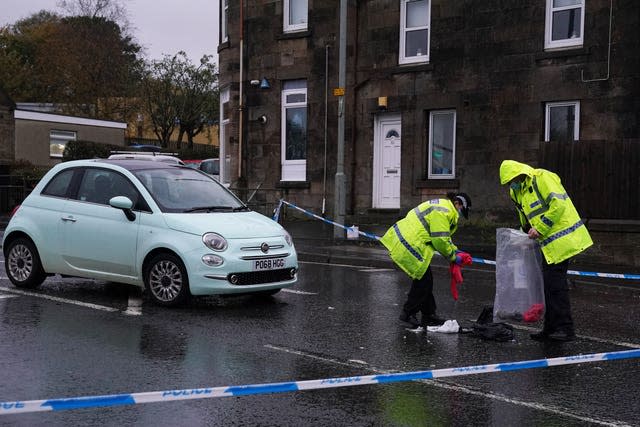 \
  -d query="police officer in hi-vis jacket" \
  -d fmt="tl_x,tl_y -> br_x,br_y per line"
380,192 -> 472,329
500,160 -> 593,342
